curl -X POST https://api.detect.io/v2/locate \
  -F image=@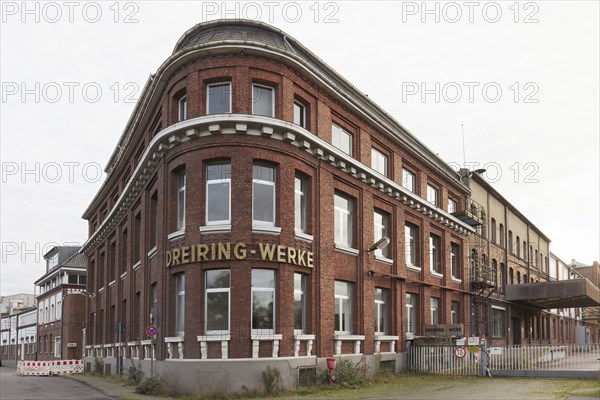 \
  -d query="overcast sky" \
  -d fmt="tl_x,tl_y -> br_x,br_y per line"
1,1 -> 598,295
